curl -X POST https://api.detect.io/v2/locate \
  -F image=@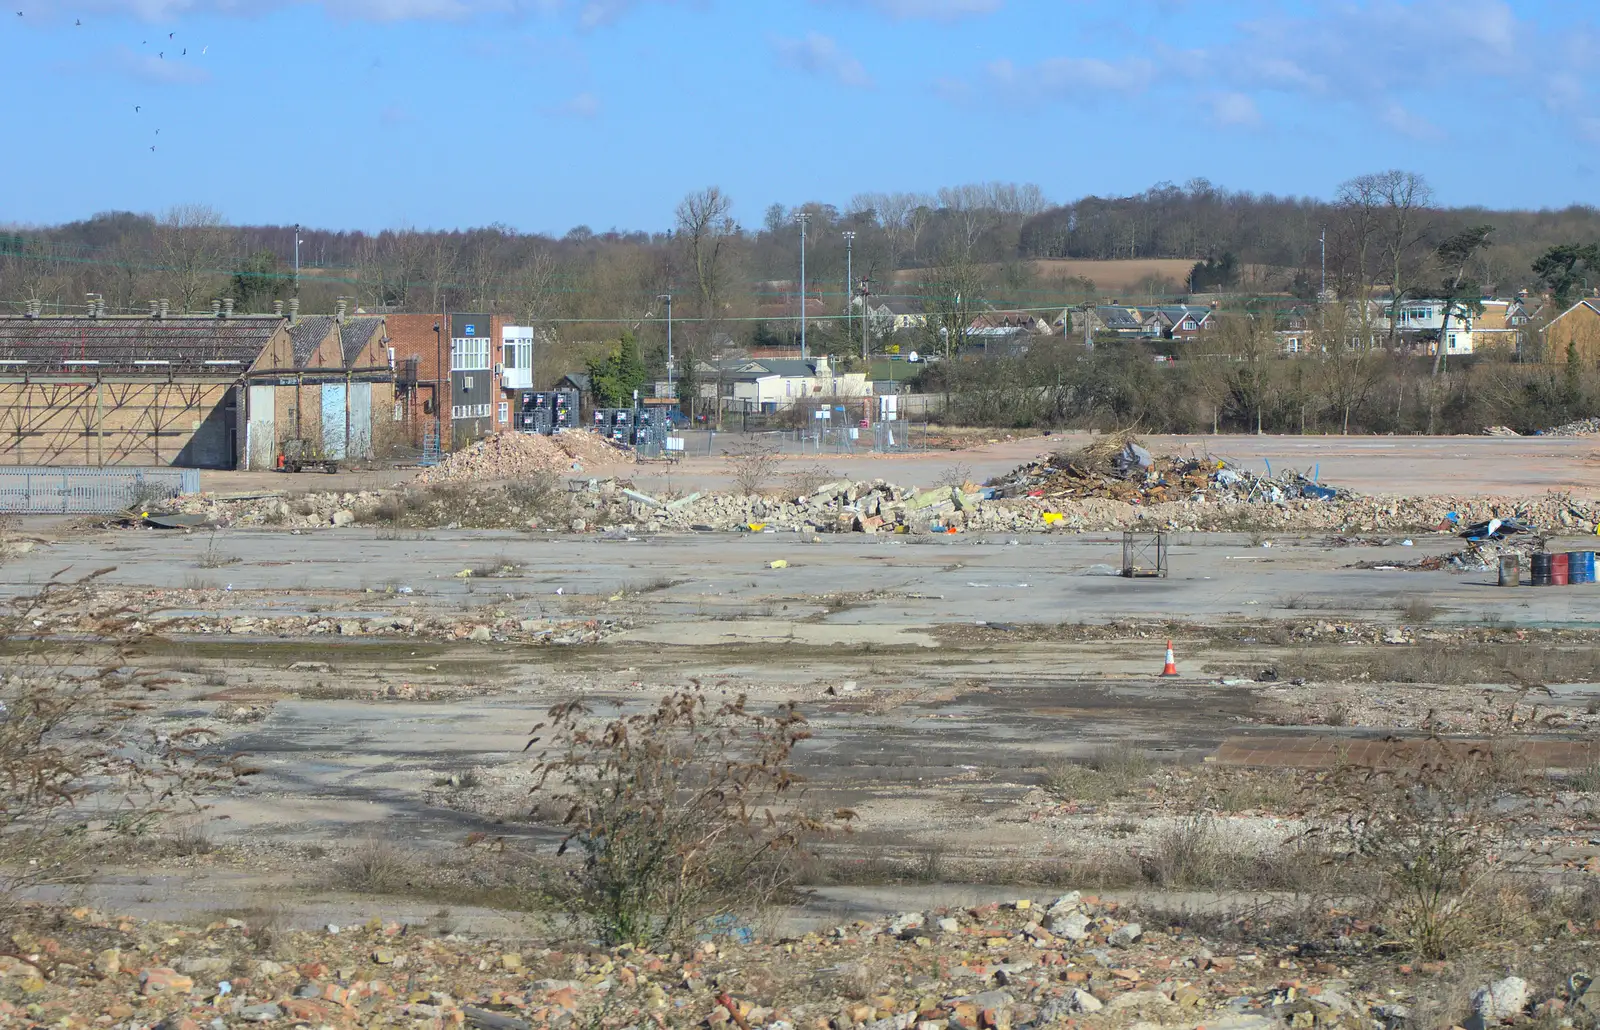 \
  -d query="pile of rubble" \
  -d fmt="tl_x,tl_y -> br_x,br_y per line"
1539,417 -> 1600,437
988,439 -> 1345,506
0,897 -> 1567,1030
416,431 -> 627,484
